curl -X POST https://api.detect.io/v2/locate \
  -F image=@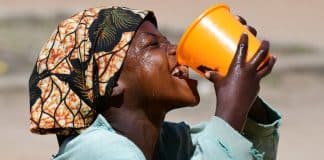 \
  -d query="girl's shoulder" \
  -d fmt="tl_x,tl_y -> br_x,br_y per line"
53,115 -> 146,160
